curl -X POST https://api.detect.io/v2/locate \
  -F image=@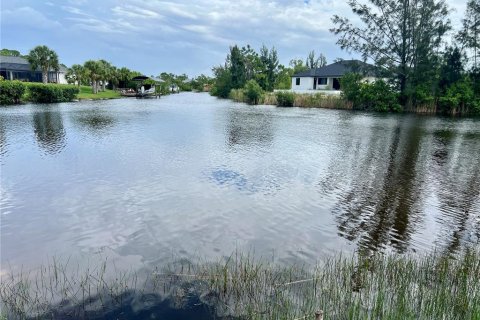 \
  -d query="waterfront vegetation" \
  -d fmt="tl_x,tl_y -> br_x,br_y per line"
1,250 -> 479,319
0,80 -> 79,104
229,89 -> 353,110
210,0 -> 480,115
